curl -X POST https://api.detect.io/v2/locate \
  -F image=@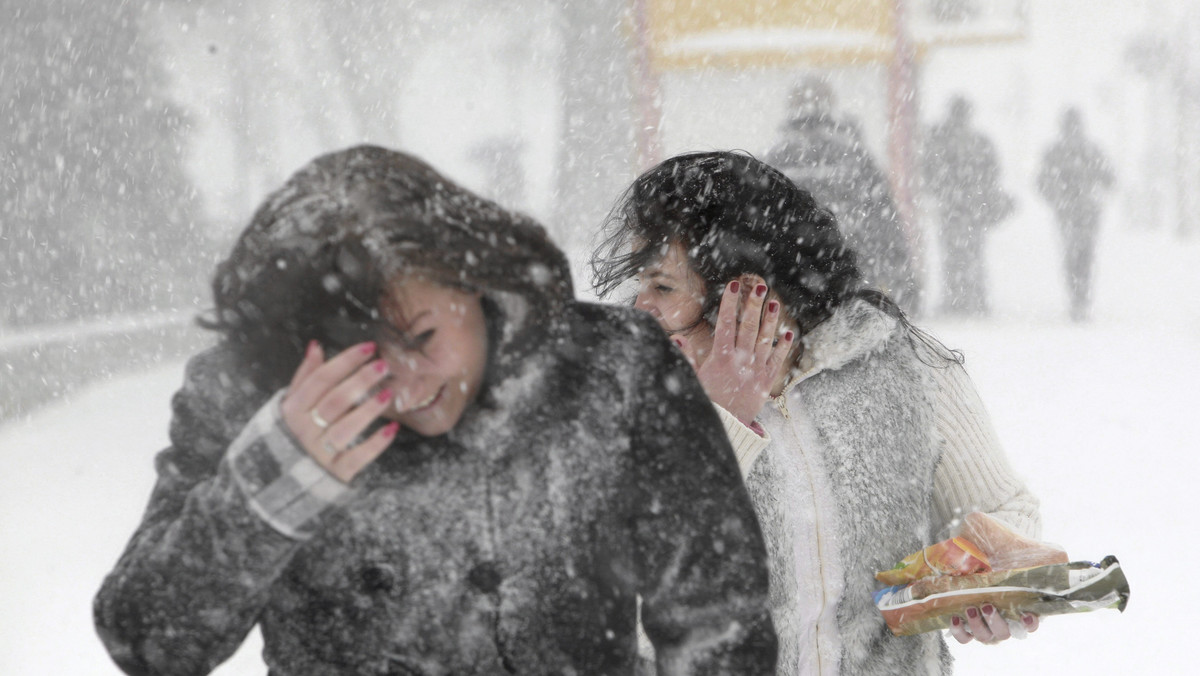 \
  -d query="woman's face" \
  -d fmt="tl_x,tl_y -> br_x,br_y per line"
377,276 -> 489,437
634,240 -> 803,396
633,241 -> 715,363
